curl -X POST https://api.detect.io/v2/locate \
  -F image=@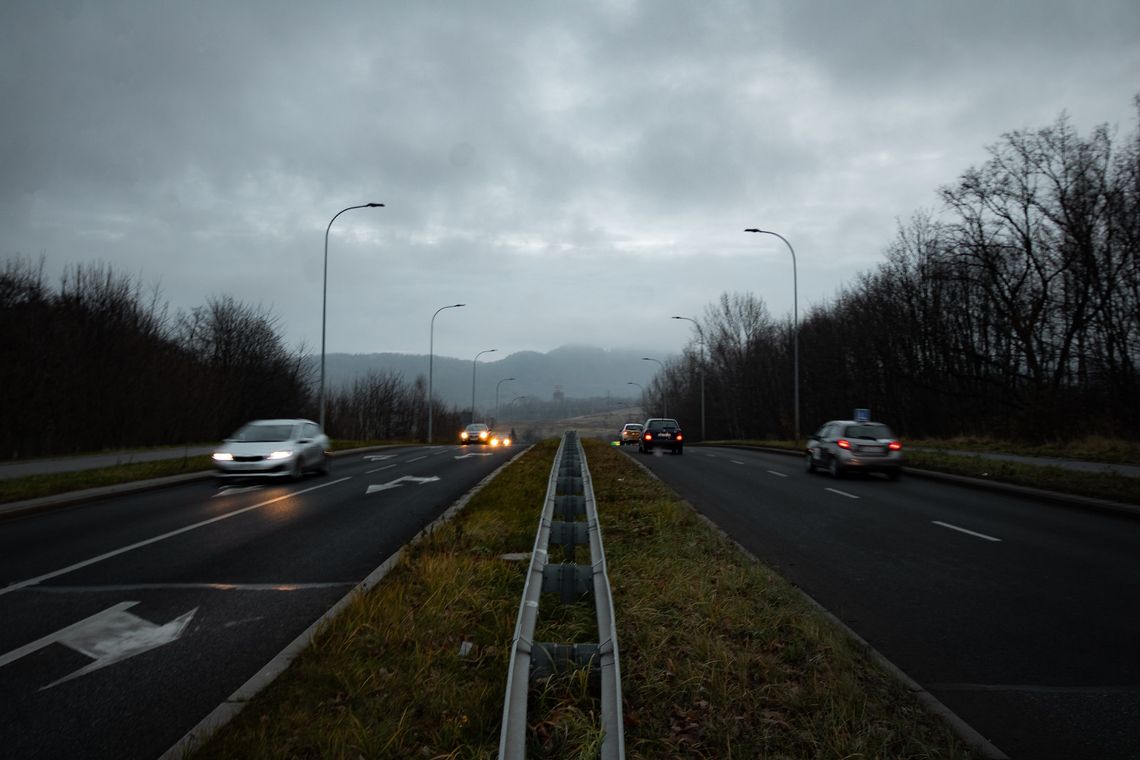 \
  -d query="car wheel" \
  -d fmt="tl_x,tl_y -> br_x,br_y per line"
318,453 -> 330,476
677,446 -> 684,455
887,467 -> 900,481
290,459 -> 303,481
828,456 -> 843,479
805,453 -> 815,473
